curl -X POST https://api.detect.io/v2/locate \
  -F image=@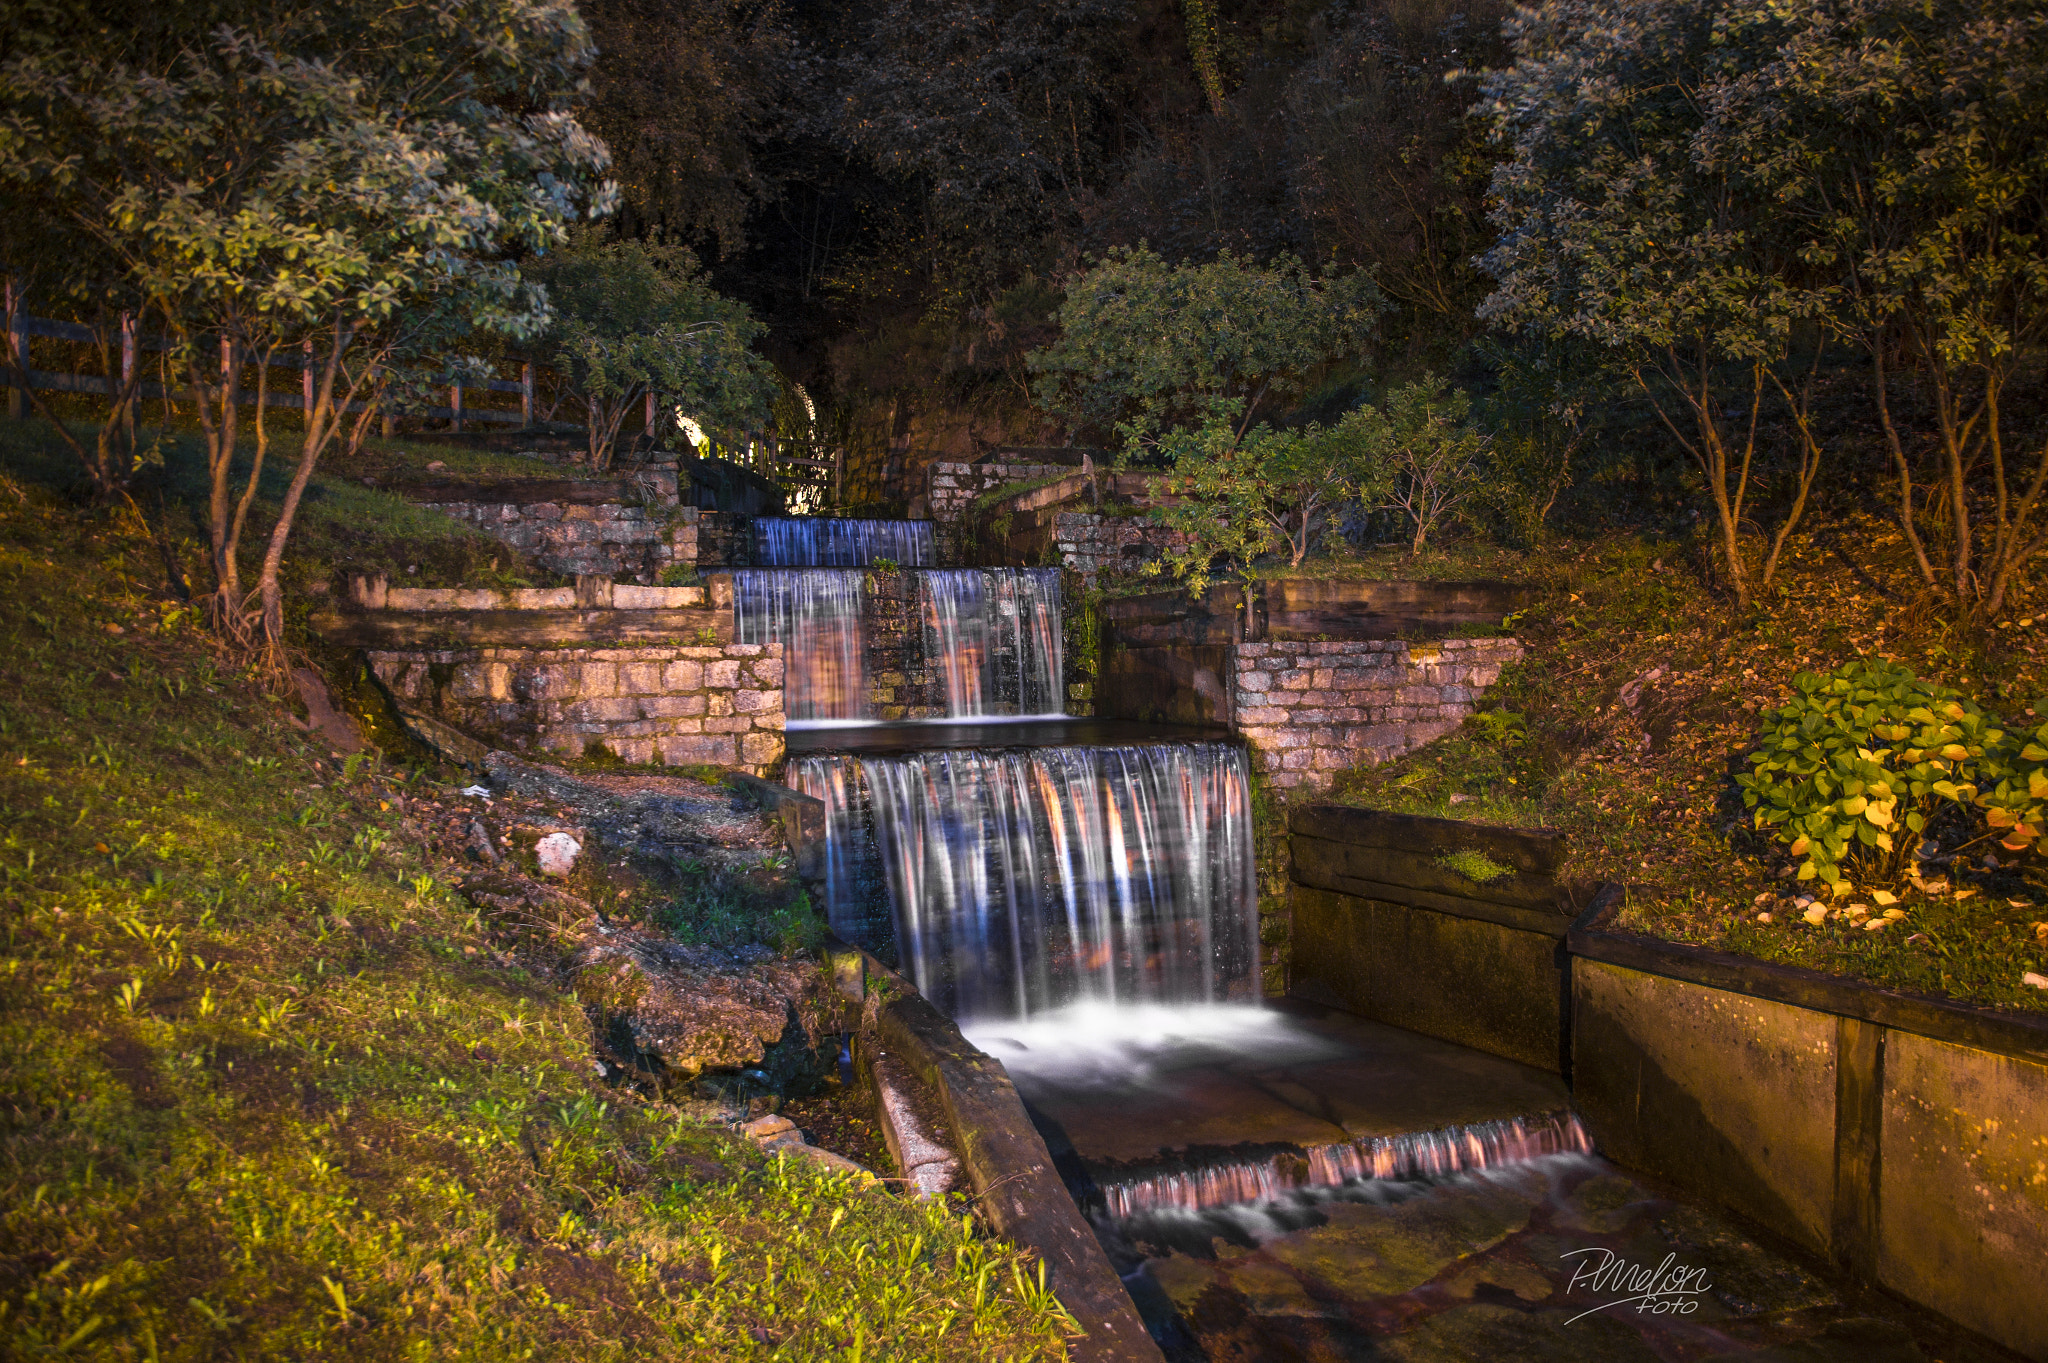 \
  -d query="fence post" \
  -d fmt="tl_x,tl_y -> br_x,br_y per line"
449,381 -> 462,434
520,362 -> 534,428
4,279 -> 23,420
